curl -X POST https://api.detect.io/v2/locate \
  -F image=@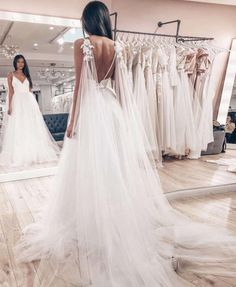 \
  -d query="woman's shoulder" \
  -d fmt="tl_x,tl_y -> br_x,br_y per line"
74,38 -> 85,51
7,71 -> 14,79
